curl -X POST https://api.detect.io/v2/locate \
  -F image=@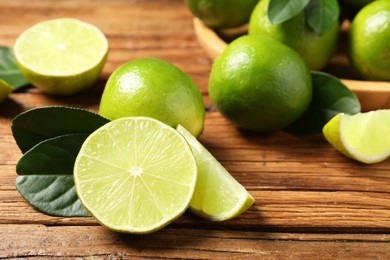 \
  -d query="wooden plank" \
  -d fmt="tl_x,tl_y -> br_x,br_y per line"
2,110 -> 390,231
1,225 -> 390,259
